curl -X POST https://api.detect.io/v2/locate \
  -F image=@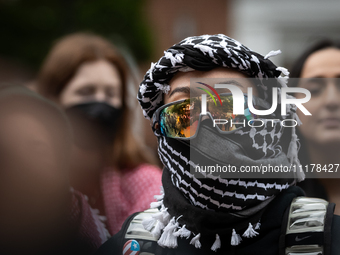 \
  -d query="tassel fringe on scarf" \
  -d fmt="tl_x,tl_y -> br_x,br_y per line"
266,50 -> 305,182
142,189 -> 262,251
